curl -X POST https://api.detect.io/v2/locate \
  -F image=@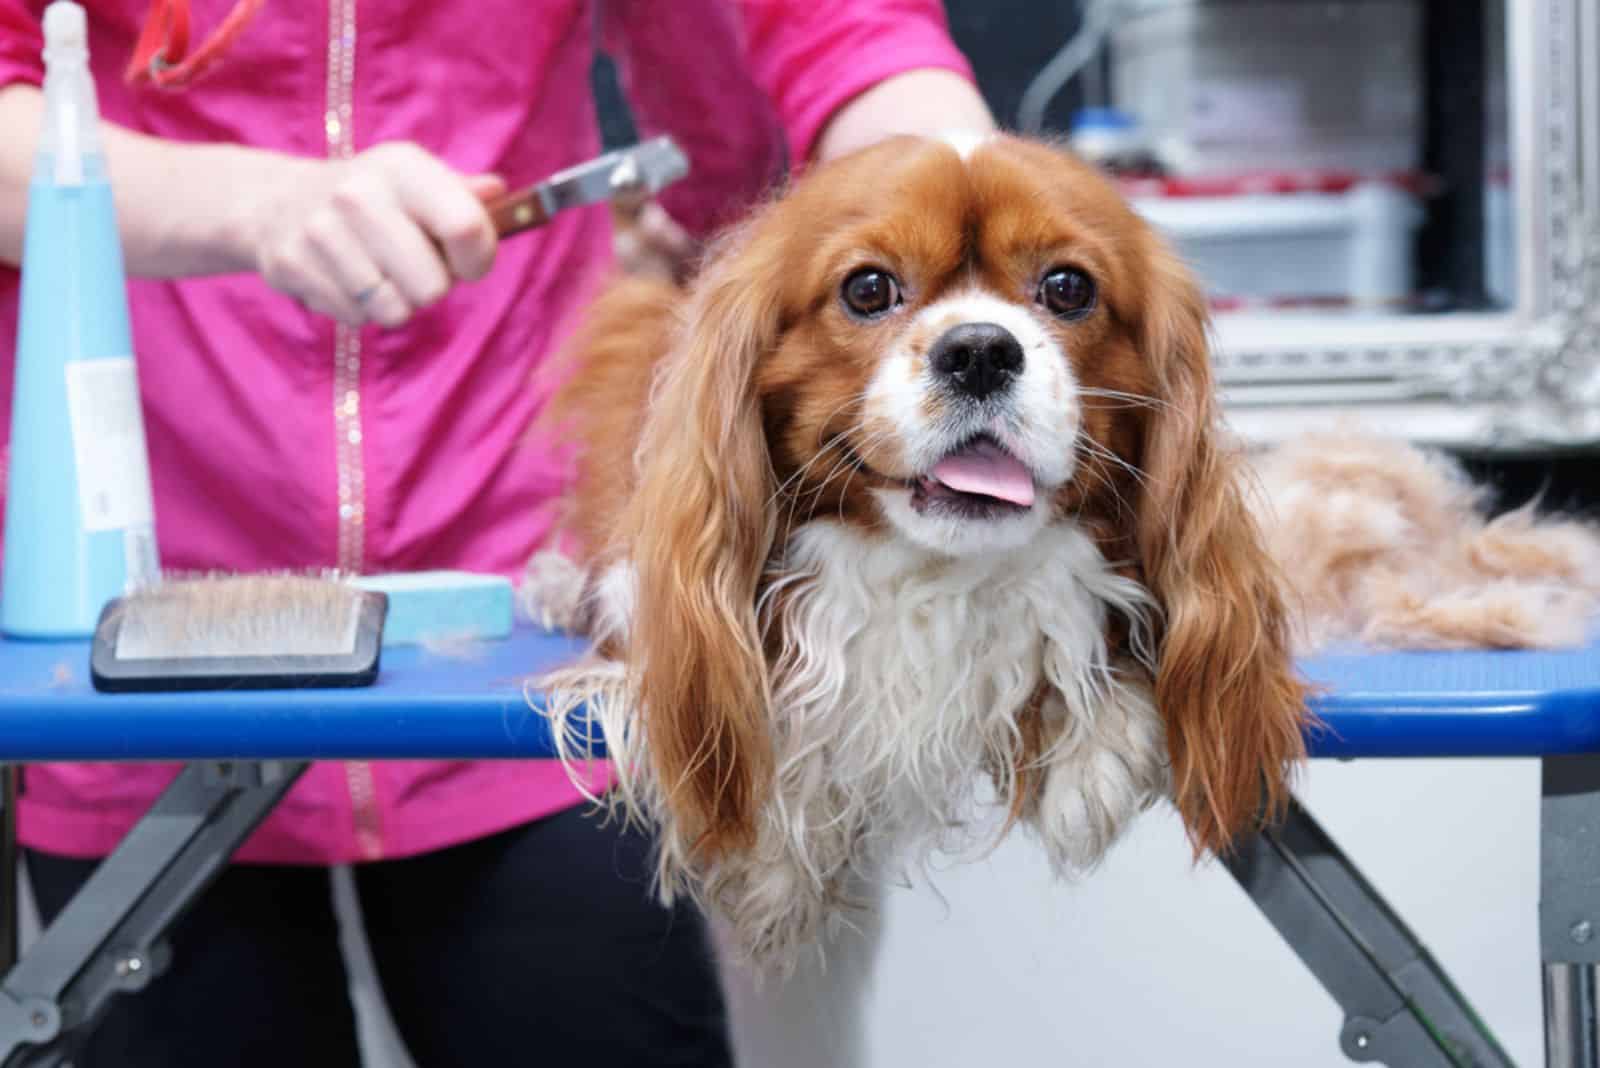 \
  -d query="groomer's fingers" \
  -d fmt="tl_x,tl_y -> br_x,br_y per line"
635,202 -> 695,263
466,173 -> 508,204
300,203 -> 412,328
261,236 -> 365,324
372,143 -> 501,282
331,175 -> 451,314
249,144 -> 500,326
614,201 -> 697,282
